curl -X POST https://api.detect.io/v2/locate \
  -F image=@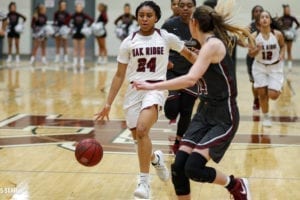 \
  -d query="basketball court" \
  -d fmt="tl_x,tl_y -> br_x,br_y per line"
0,61 -> 299,199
